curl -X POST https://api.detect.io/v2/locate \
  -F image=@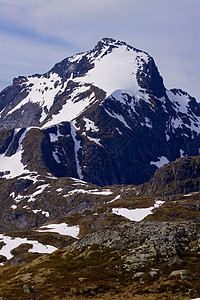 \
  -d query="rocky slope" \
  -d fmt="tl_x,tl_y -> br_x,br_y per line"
142,155 -> 200,196
0,221 -> 200,299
